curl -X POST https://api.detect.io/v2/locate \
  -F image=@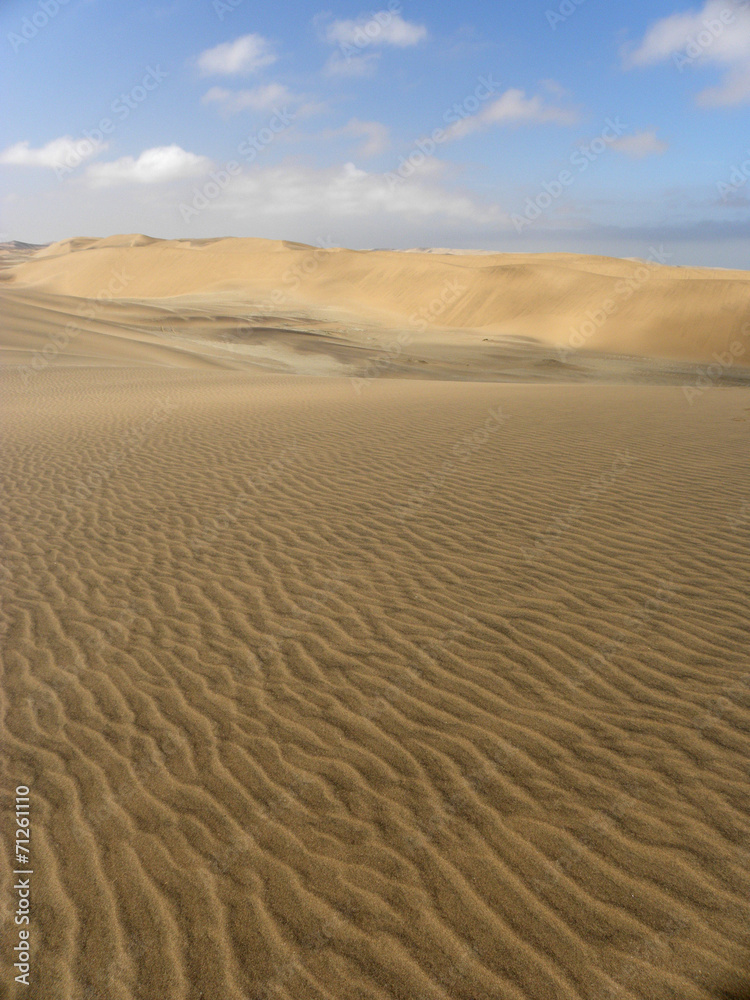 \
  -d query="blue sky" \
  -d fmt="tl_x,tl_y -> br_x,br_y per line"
1,0 -> 749,264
